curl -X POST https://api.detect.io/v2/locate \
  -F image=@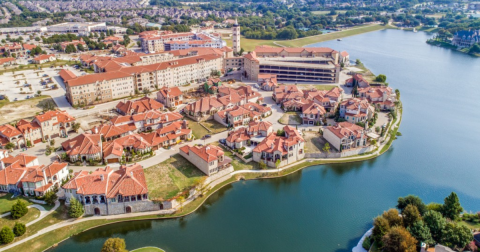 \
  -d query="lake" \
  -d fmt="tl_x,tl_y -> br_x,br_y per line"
49,29 -> 480,252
